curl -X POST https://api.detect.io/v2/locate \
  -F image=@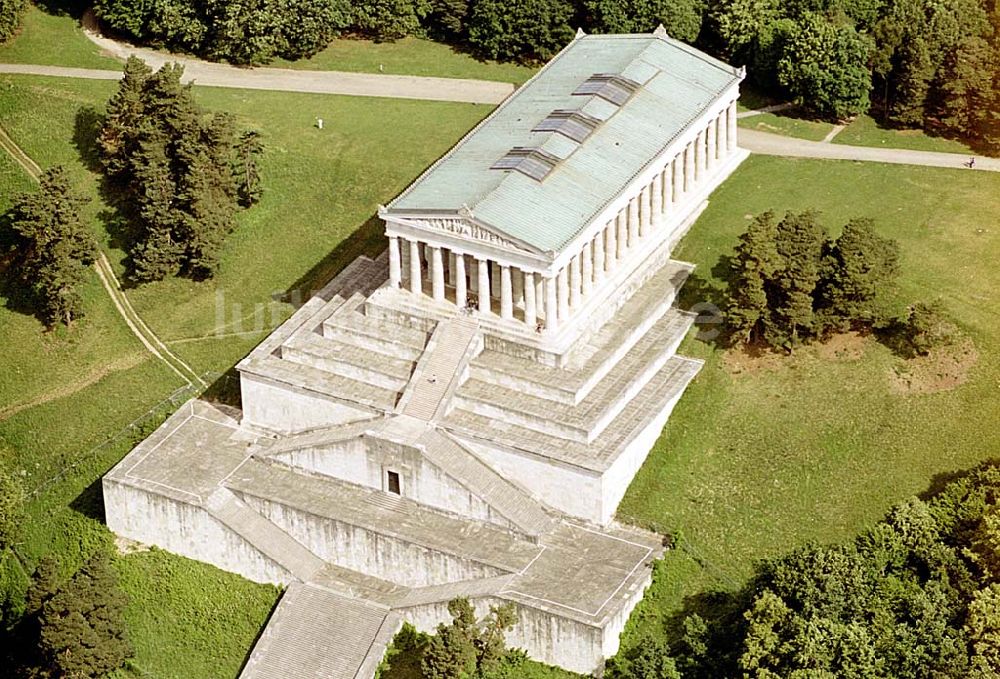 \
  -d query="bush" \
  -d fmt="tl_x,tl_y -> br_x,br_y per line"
888,300 -> 956,357
0,0 -> 25,43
